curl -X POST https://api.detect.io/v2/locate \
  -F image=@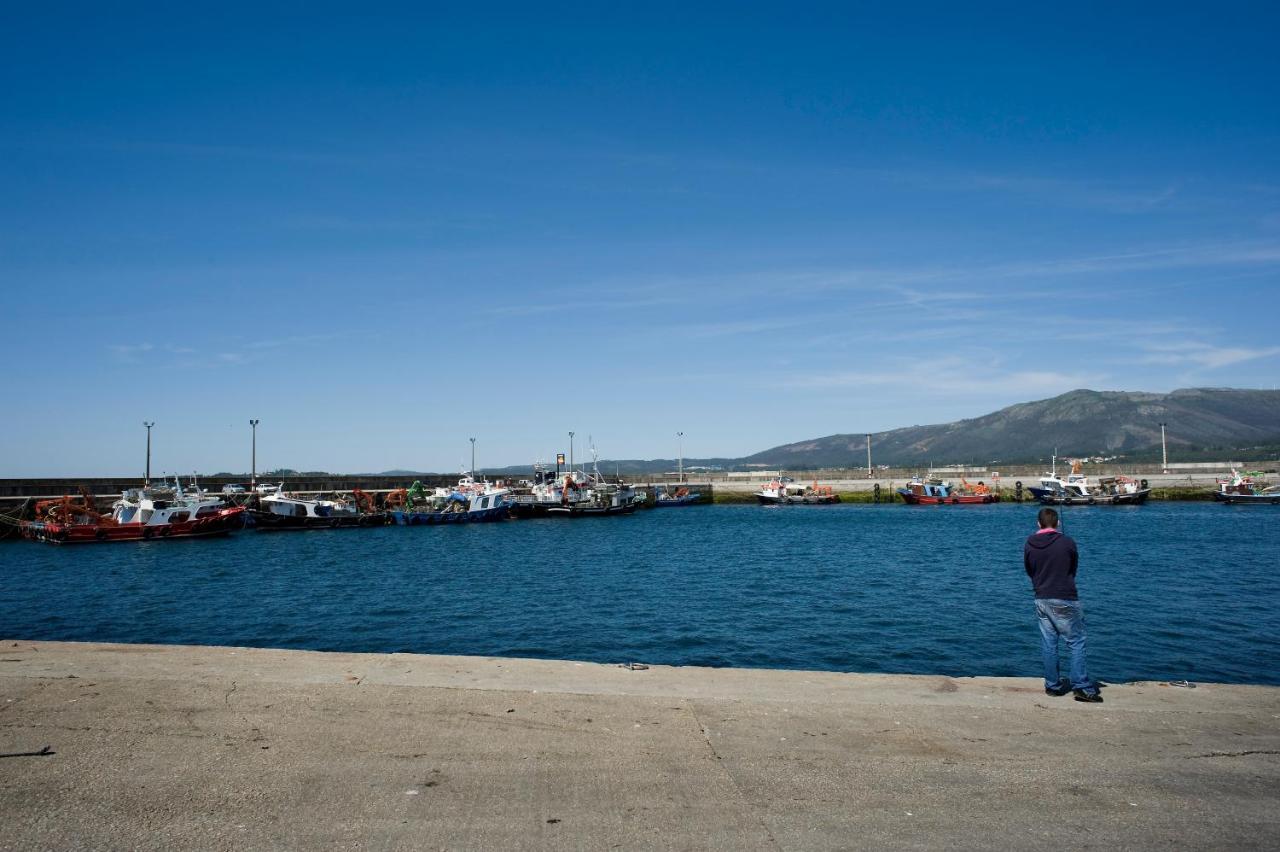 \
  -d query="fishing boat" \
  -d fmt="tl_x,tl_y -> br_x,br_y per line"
1028,461 -> 1150,505
511,449 -> 641,517
1214,470 -> 1280,505
755,478 -> 840,505
20,479 -> 245,544
250,487 -> 387,530
384,474 -> 513,524
544,467 -> 640,517
654,485 -> 702,506
897,477 -> 998,505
